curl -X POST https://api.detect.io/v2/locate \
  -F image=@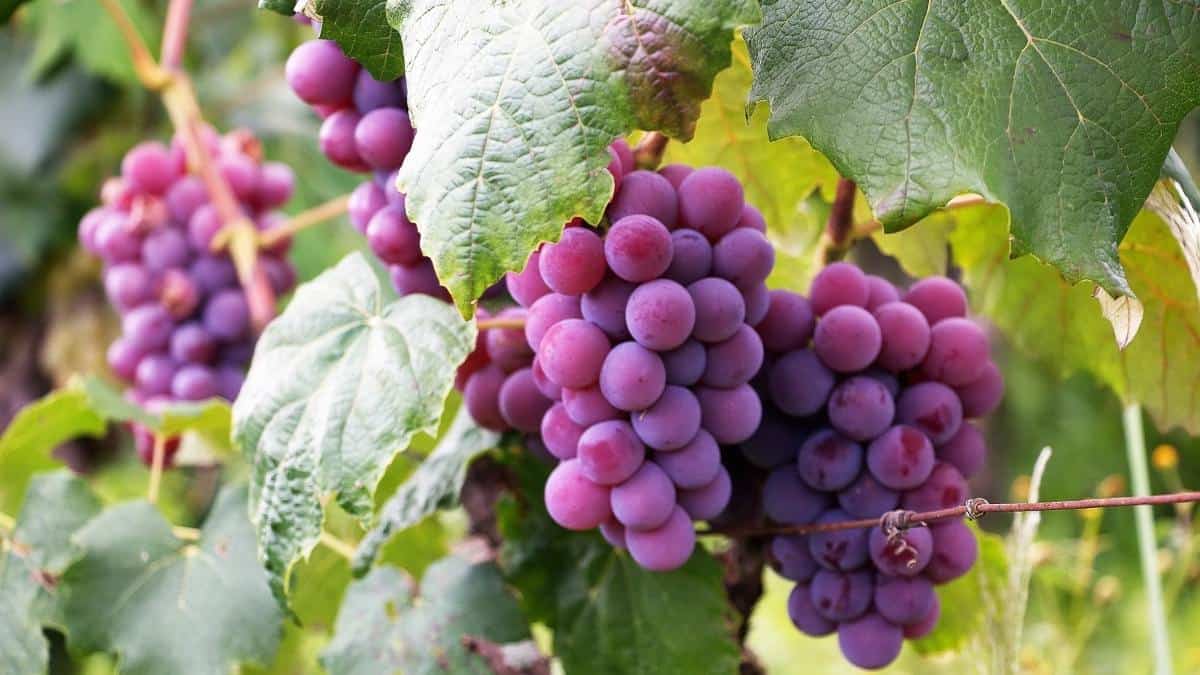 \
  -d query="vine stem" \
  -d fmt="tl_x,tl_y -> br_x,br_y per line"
633,132 -> 669,170
824,177 -> 856,255
477,316 -> 527,331
319,531 -> 358,561
161,0 -> 193,70
147,434 -> 167,504
698,490 -> 1200,539
1124,404 -> 1174,675
258,193 -> 352,249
